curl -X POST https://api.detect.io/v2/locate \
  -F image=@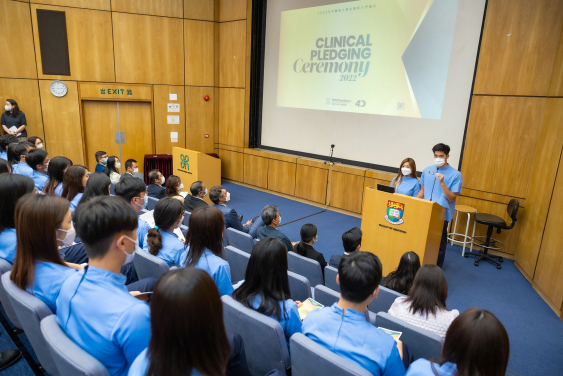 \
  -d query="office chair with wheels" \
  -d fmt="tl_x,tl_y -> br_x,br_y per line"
464,199 -> 519,269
